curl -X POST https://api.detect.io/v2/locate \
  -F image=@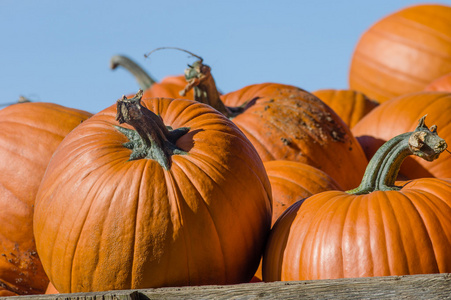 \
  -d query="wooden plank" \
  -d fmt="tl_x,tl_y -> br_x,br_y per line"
6,273 -> 451,300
